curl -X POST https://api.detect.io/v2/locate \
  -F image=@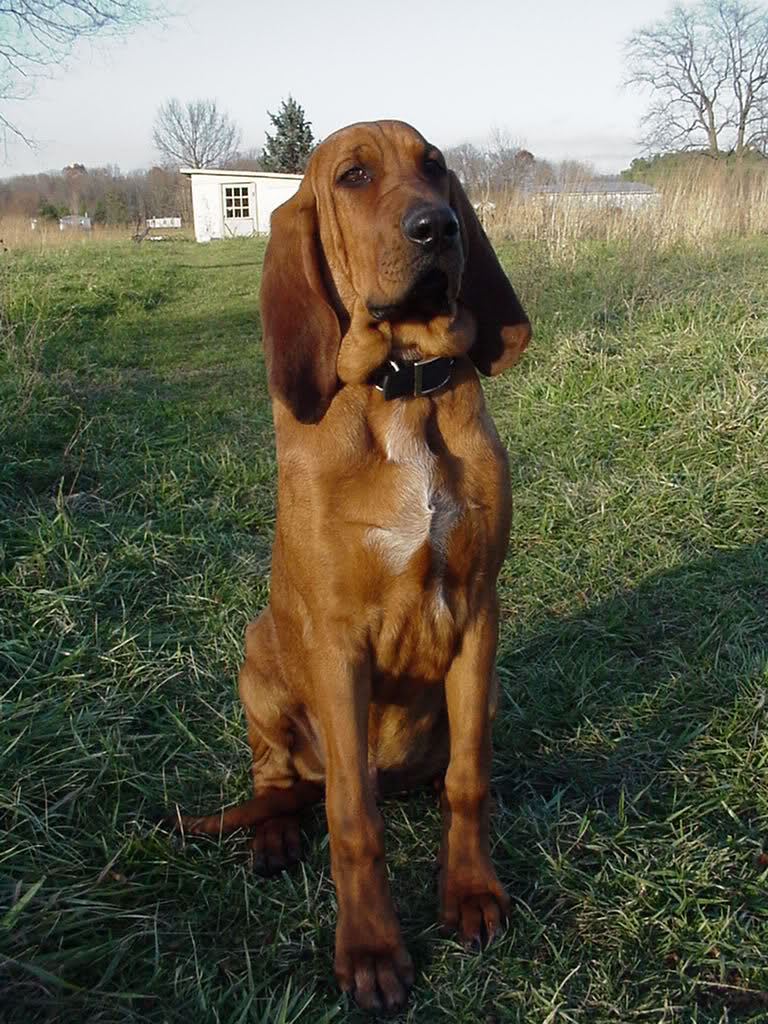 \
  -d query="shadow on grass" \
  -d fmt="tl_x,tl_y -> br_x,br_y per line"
486,542 -> 768,1017
495,538 -> 768,806
176,261 -> 263,270
4,327 -> 274,501
69,363 -> 265,406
